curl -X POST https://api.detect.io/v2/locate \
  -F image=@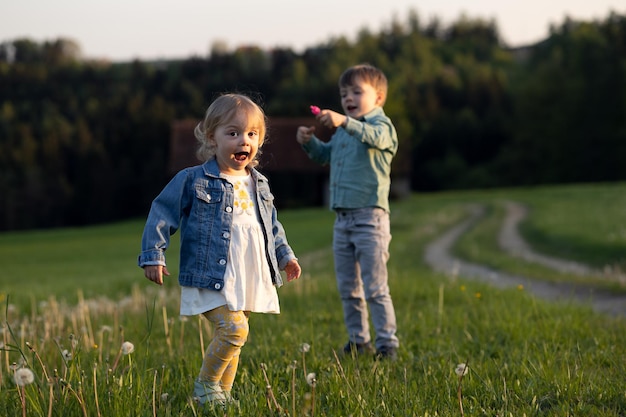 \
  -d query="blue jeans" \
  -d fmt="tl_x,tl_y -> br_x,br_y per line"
333,207 -> 399,349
